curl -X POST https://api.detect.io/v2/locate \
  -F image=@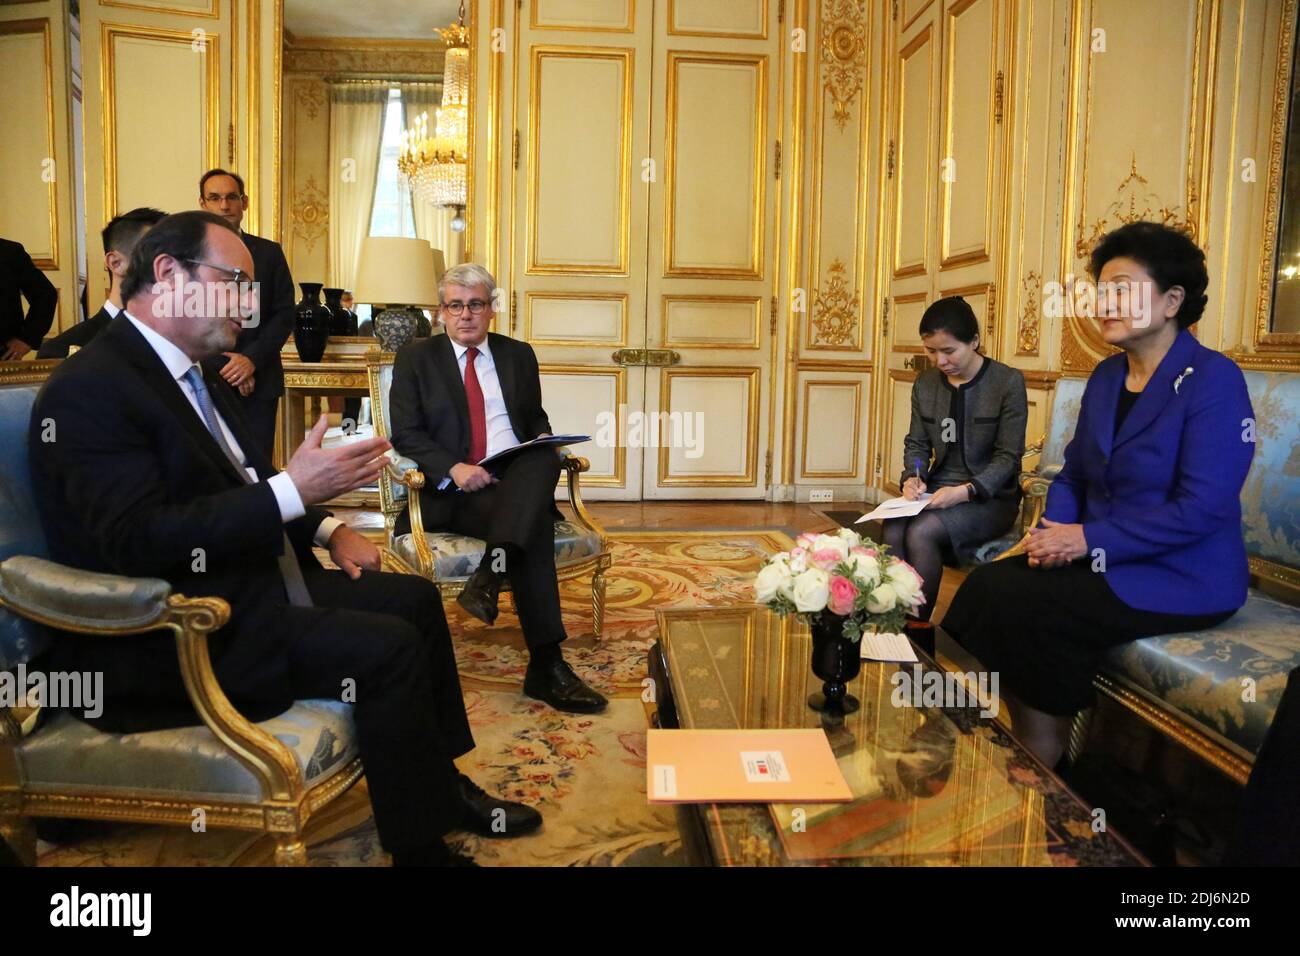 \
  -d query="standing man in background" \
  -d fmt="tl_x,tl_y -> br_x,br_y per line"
0,237 -> 58,360
199,168 -> 295,457
39,207 -> 166,359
